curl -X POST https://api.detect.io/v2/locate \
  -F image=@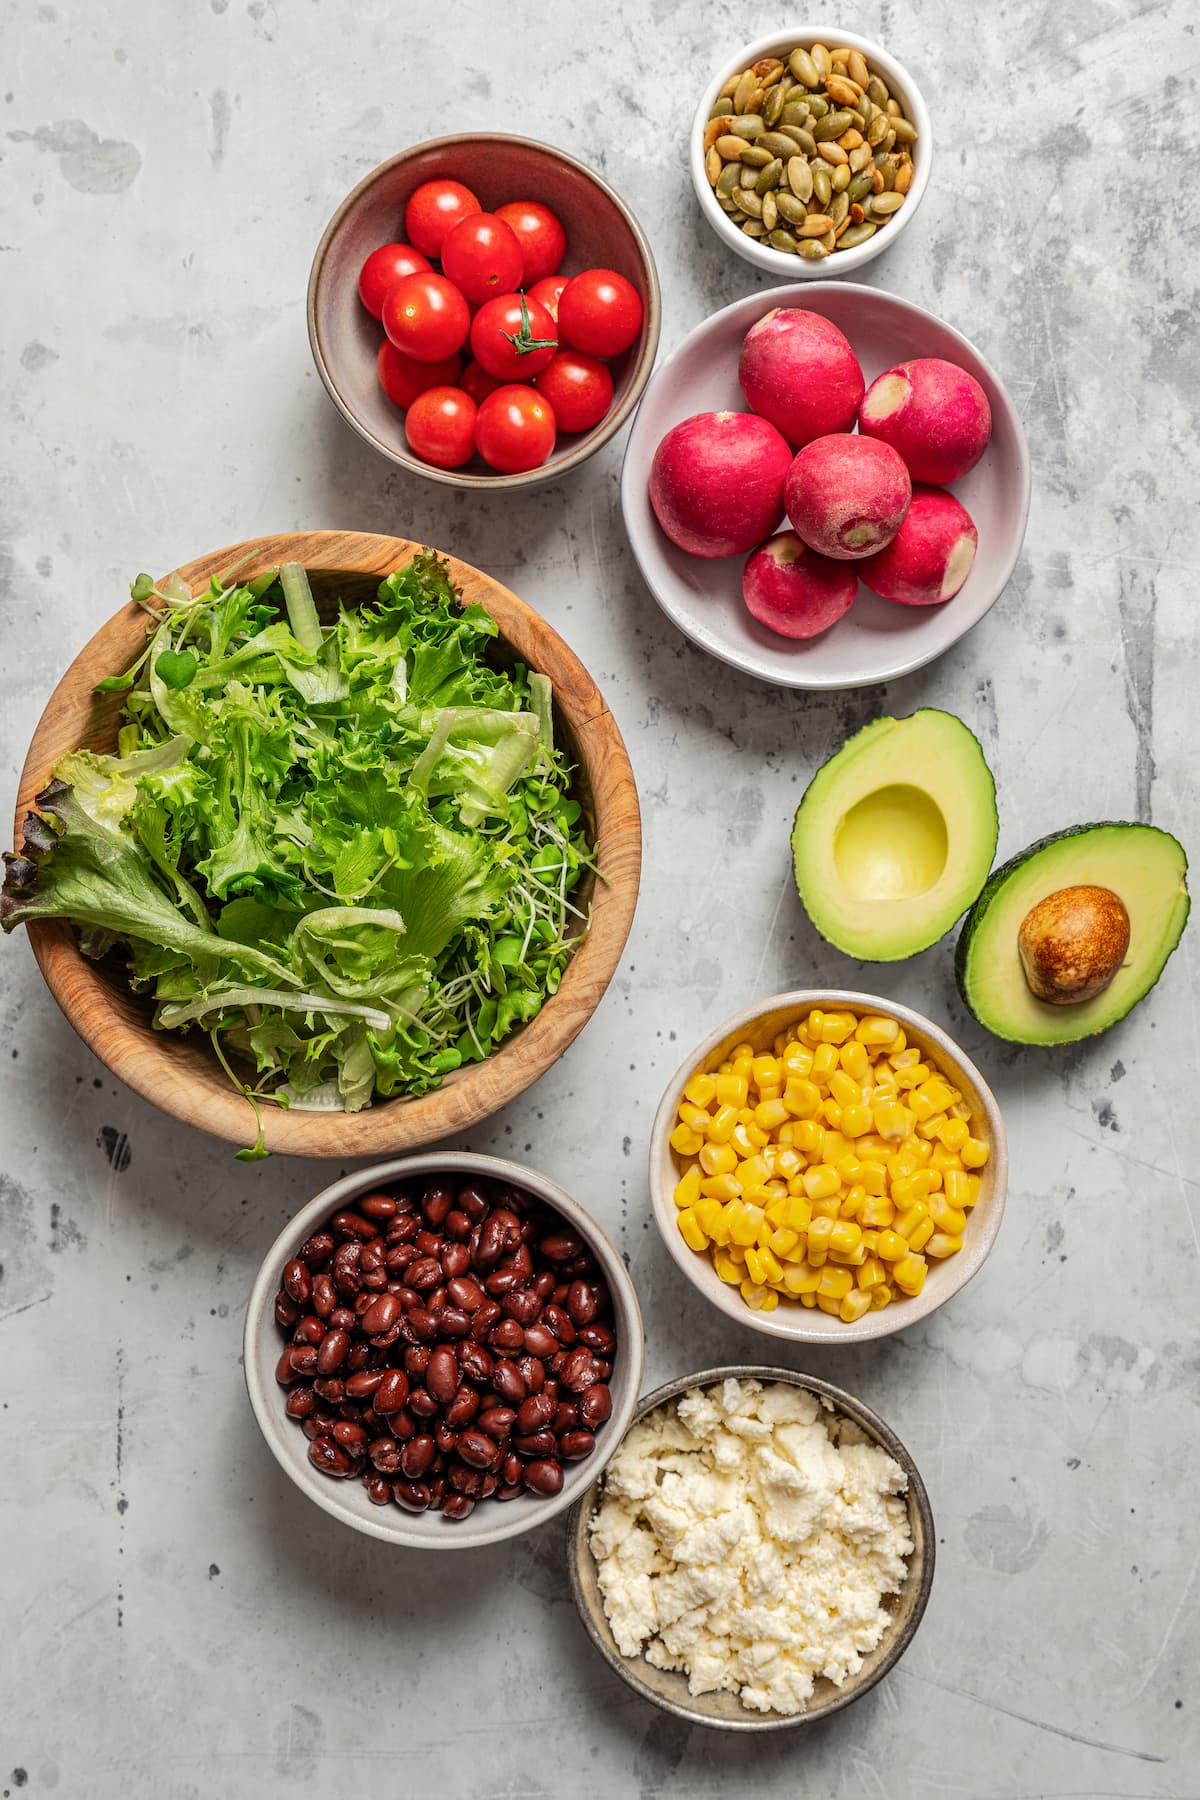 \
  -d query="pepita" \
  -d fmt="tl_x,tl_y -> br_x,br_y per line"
838,220 -> 877,248
775,189 -> 808,223
831,162 -> 851,191
850,202 -> 865,222
720,74 -> 740,100
894,159 -> 914,194
797,239 -> 830,259
782,84 -> 809,106
867,75 -> 889,109
806,94 -> 829,119
812,165 -> 833,205
717,194 -> 742,213
817,140 -> 849,165
838,128 -> 864,150
798,213 -> 835,237
738,142 -> 773,166
763,83 -> 786,127
704,116 -> 732,150
779,125 -> 817,155
825,75 -> 862,107
730,115 -> 765,139
847,171 -> 875,201
733,186 -> 763,217
737,167 -> 760,192
848,49 -> 870,87
870,190 -> 906,215
829,190 -> 850,225
834,216 -> 851,240
733,69 -> 759,114
741,218 -> 767,236
760,189 -> 779,232
849,142 -> 874,173
787,155 -> 814,201
890,115 -> 919,143
818,229 -> 836,250
716,164 -> 743,197
788,46 -> 820,86
813,108 -> 854,141
867,111 -> 890,146
717,135 -> 749,160
757,130 -> 802,158
780,102 -> 811,127
757,157 -> 783,191
705,145 -> 722,185
768,227 -> 800,251
810,42 -> 831,78
709,98 -> 732,122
